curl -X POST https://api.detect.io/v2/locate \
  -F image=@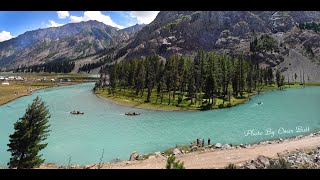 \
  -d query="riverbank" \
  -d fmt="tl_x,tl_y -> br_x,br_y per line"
0,81 -> 83,105
94,84 -> 303,112
38,130 -> 320,169
0,72 -> 97,105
